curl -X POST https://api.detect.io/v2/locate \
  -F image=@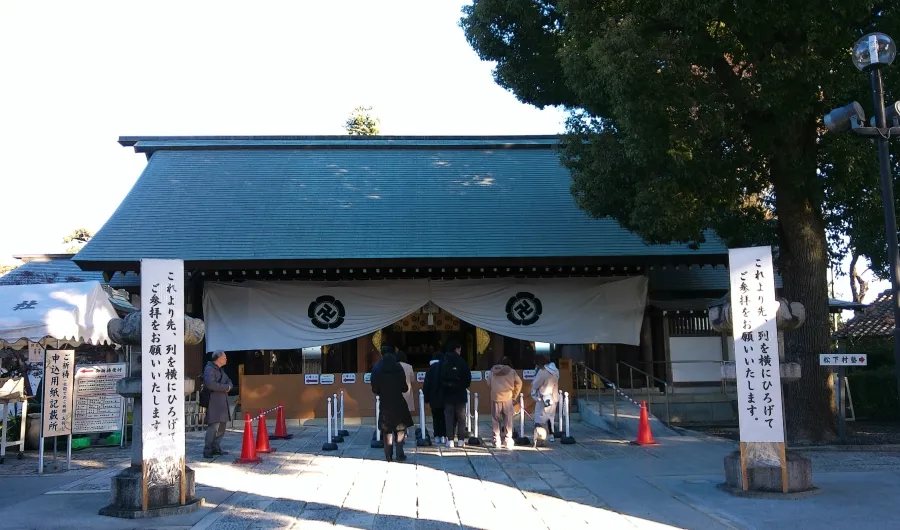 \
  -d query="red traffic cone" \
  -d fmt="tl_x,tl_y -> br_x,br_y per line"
633,401 -> 660,446
235,413 -> 262,464
256,409 -> 275,453
271,401 -> 294,440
